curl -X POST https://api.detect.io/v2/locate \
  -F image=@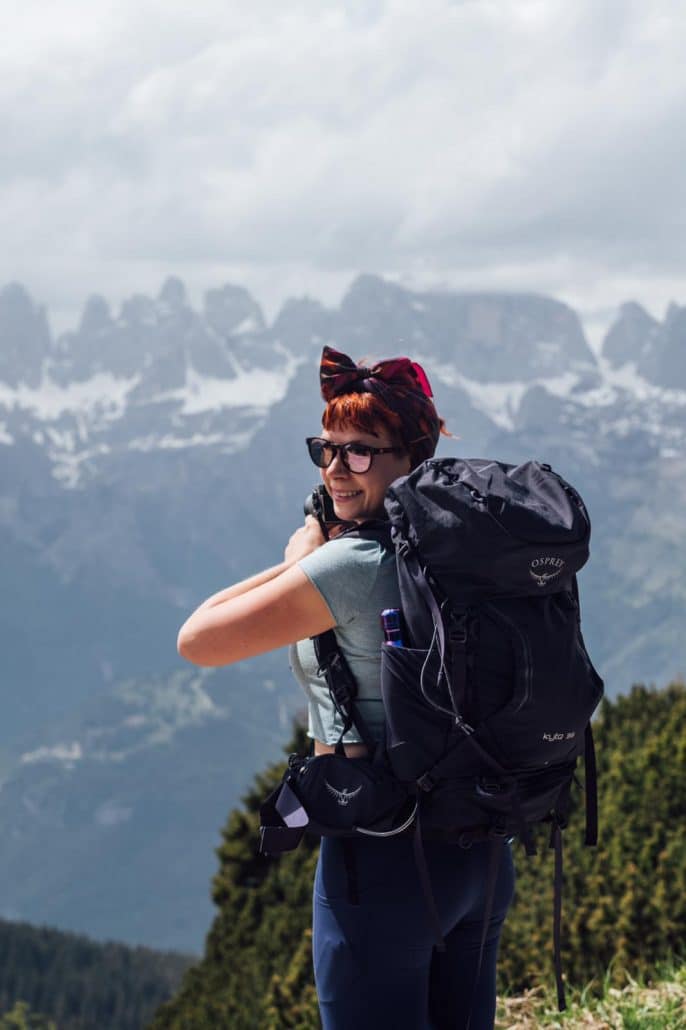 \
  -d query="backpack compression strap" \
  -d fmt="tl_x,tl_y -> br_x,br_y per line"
550,821 -> 566,1011
584,723 -> 598,846
572,575 -> 599,847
